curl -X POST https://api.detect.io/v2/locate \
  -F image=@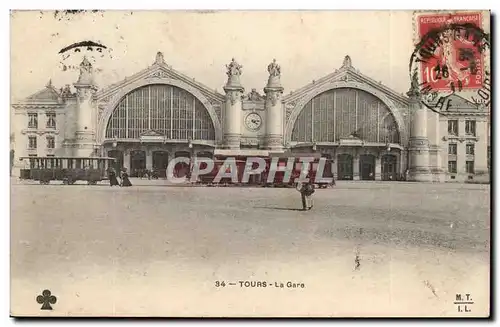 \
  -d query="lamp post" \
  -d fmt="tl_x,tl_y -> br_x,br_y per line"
188,138 -> 193,154
112,134 -> 118,149
92,145 -> 101,157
